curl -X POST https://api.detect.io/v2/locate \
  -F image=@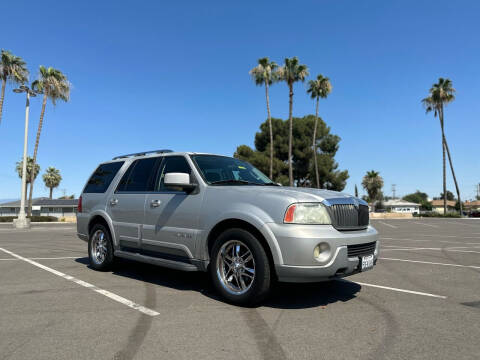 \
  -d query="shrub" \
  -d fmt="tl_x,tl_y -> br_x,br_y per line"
0,216 -> 58,222
413,212 -> 460,218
